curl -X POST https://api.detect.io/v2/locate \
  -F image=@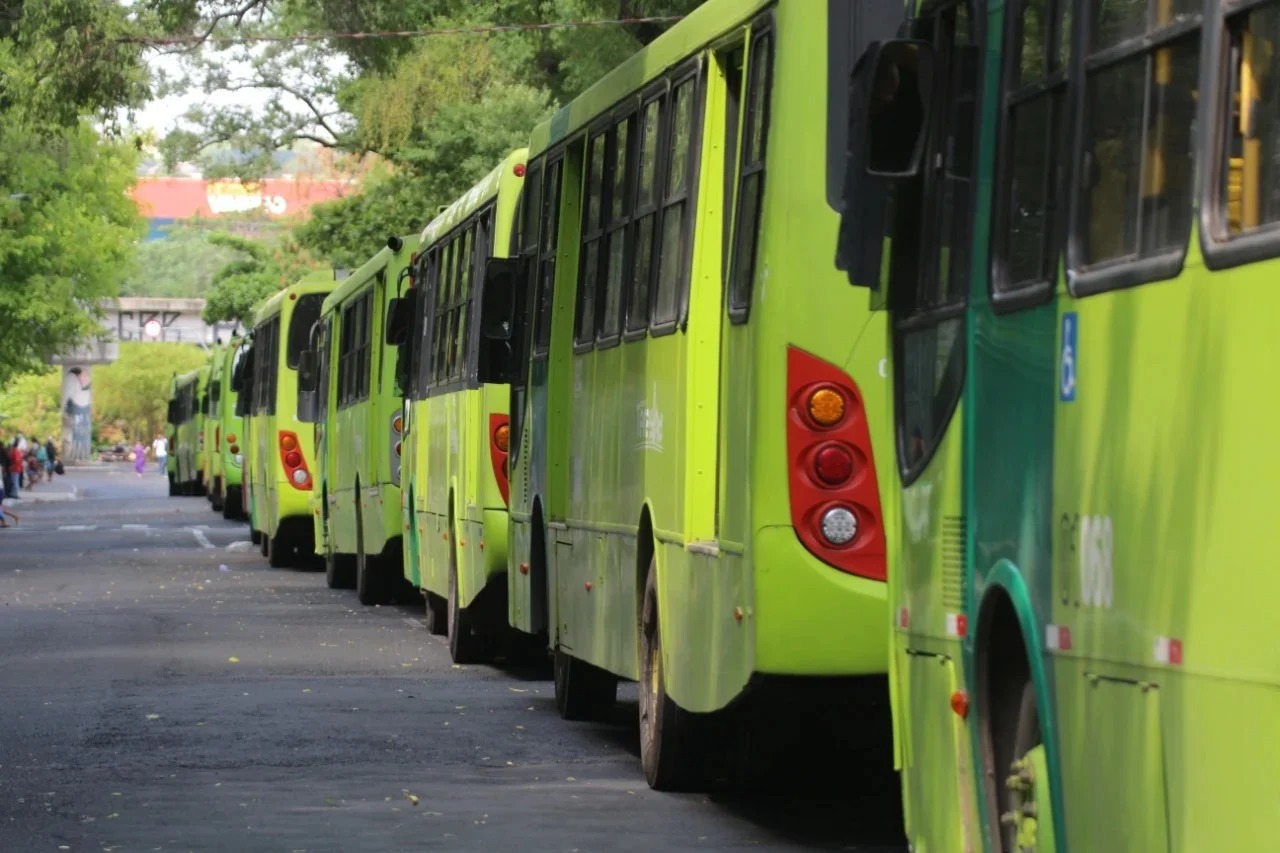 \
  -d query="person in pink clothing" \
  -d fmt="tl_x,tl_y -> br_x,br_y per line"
133,441 -> 147,477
